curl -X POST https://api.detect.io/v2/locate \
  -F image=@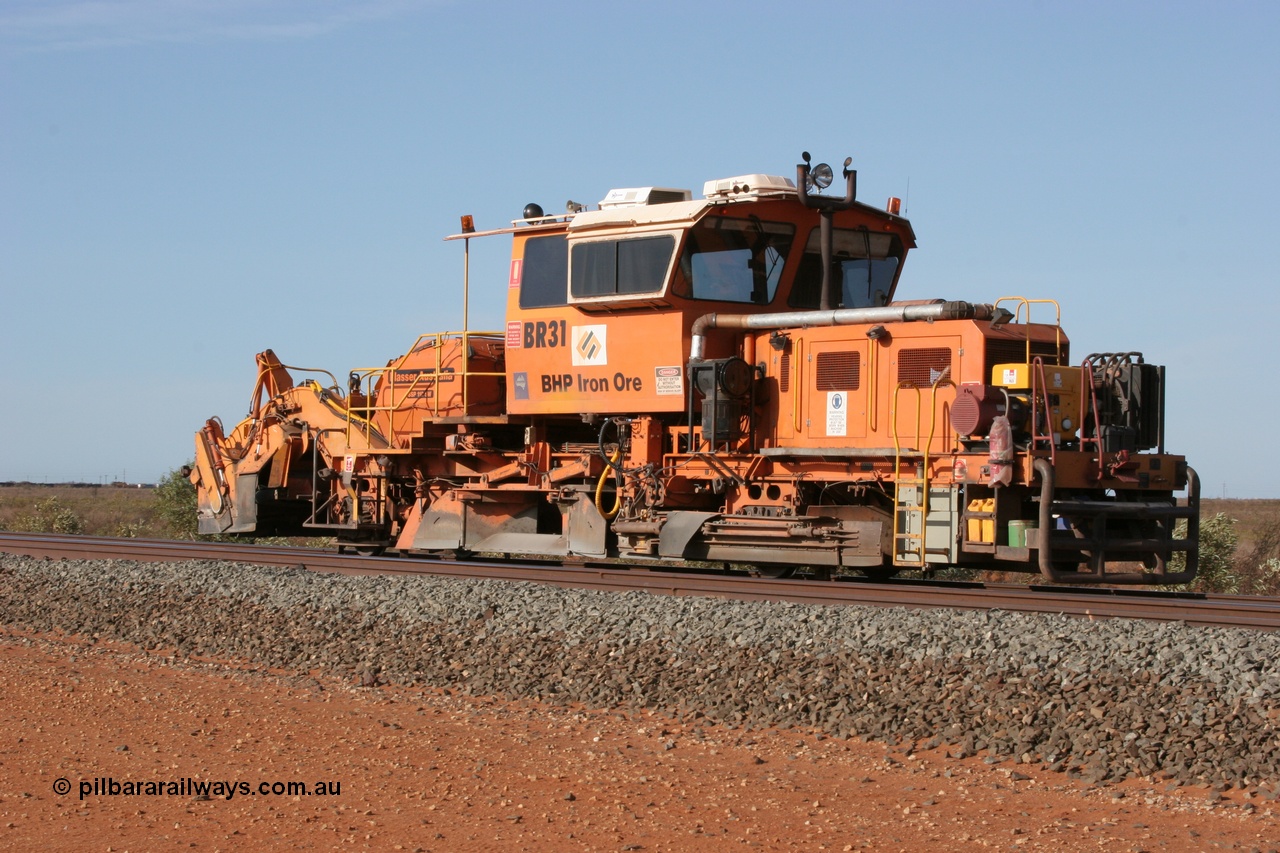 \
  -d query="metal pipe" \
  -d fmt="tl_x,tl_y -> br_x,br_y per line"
819,211 -> 834,310
795,157 -> 856,313
1031,458 -> 1198,585
689,301 -> 1000,360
